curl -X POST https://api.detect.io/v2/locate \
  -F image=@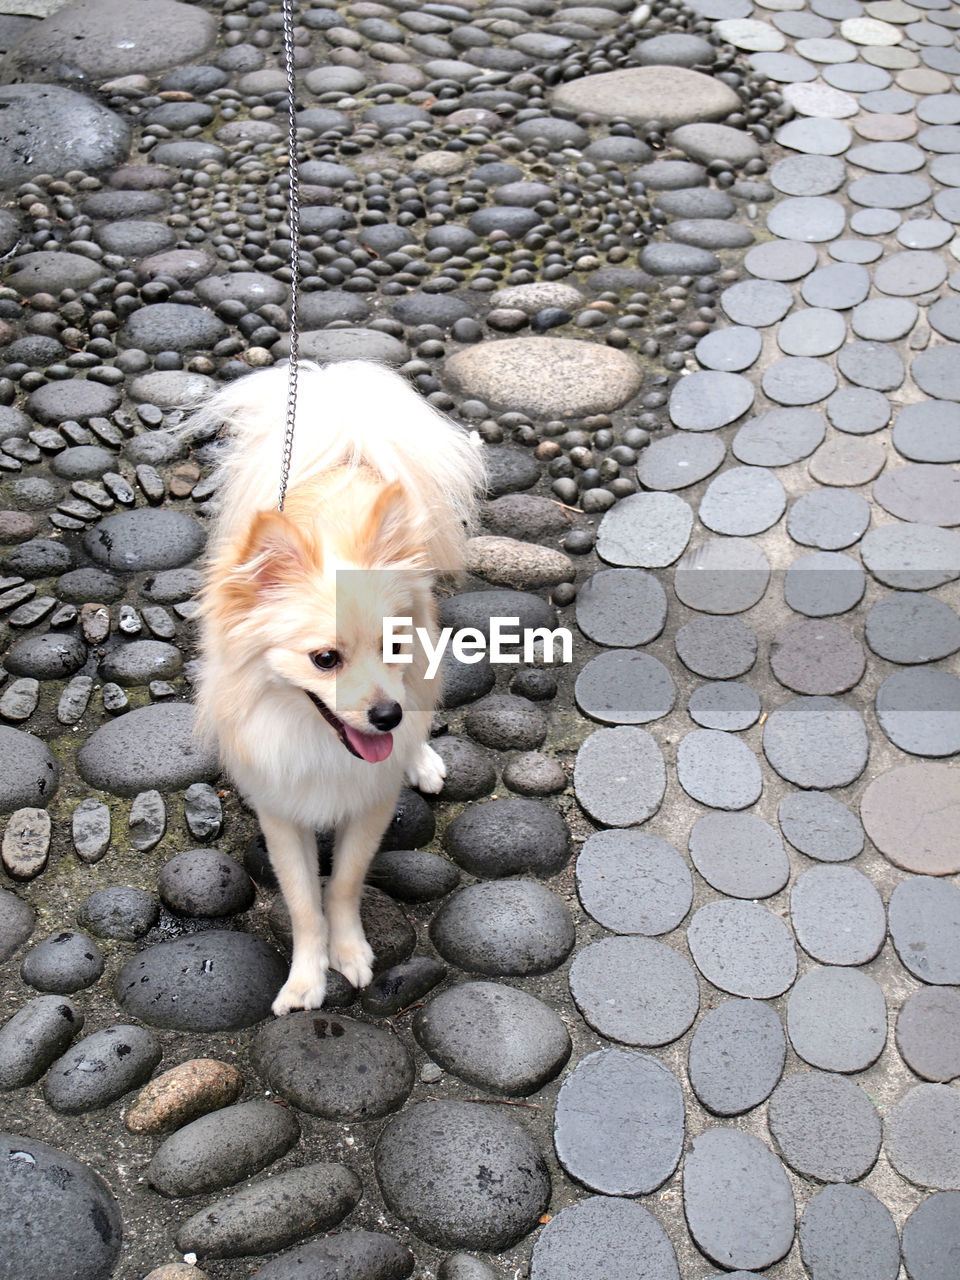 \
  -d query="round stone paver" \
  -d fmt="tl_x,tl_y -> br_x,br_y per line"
893,401 -> 960,462
733,408 -> 826,466
675,616 -> 757,678
596,492 -> 693,567
861,763 -> 960,873
767,196 -> 846,241
575,651 -> 676,726
762,356 -> 838,405
791,865 -> 886,964
902,1192 -> 960,1280
874,464 -> 960,526
798,1185 -> 900,1280
529,1196 -> 679,1280
826,386 -> 892,435
695,326 -> 763,372
888,877 -> 960,984
722,278 -> 795,326
668,371 -> 755,431
687,681 -> 761,730
635,432 -> 727,491
875,669 -> 960,757
553,1049 -> 684,1195
784,549 -> 866,617
688,900 -> 797,999
574,726 -> 666,827
787,489 -> 871,549
763,696 -> 869,788
699,466 -> 786,535
674,538 -> 770,614
896,988 -> 960,1082
551,66 -> 740,128
801,262 -> 871,309
787,968 -> 887,1072
688,812 -> 790,899
683,1128 -> 796,1271
809,436 -> 886,487
778,792 -> 864,862
688,998 -> 786,1116
575,569 -> 667,647
884,1085 -> 960,1190
837,340 -> 905,391
375,1100 -> 551,1250
768,1072 -> 882,1182
444,338 -> 642,419
745,239 -> 819,279
912,347 -> 960,402
777,307 -> 848,355
677,729 -> 763,810
861,523 -> 960,590
576,829 -> 692,936
770,619 -> 866,694
568,935 -> 699,1046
